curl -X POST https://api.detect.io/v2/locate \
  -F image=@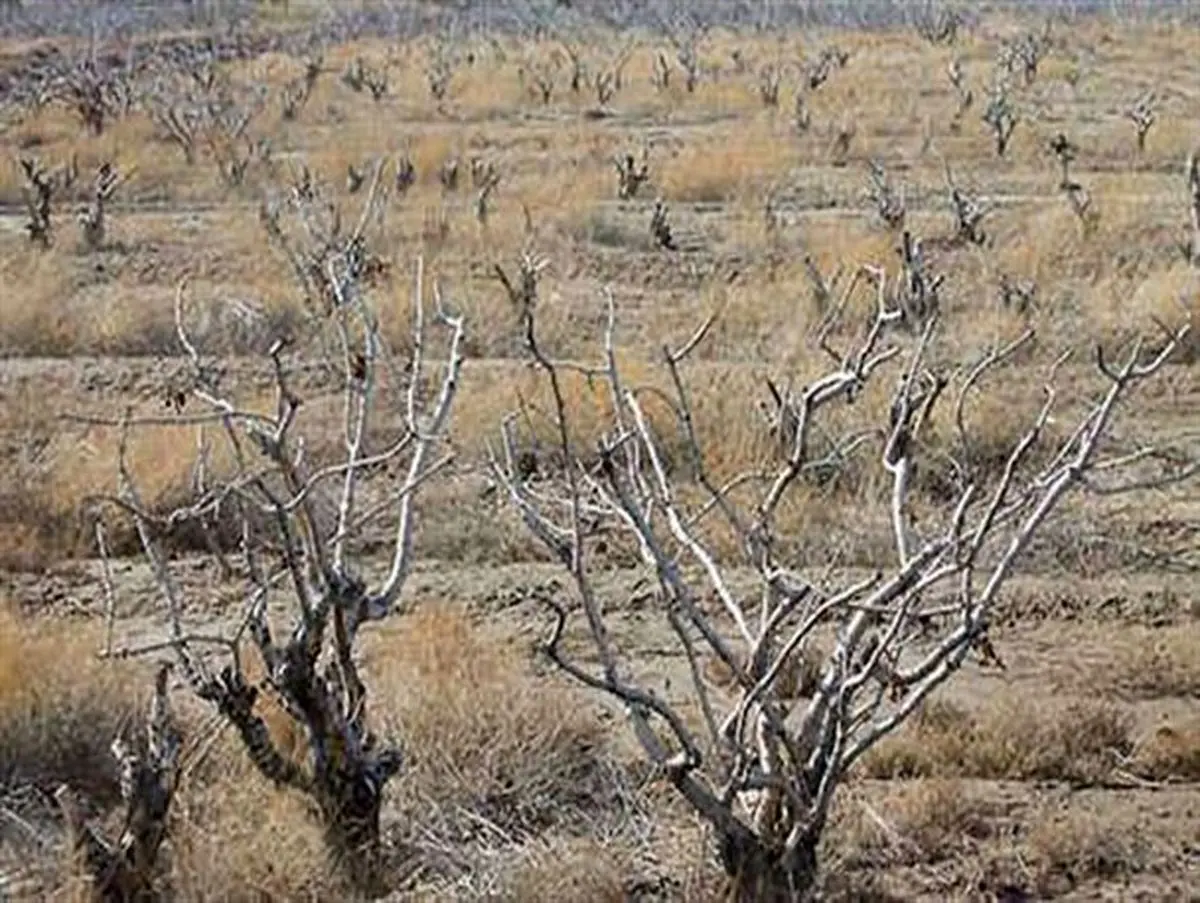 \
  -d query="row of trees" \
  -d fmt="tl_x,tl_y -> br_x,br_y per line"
58,154 -> 1196,900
